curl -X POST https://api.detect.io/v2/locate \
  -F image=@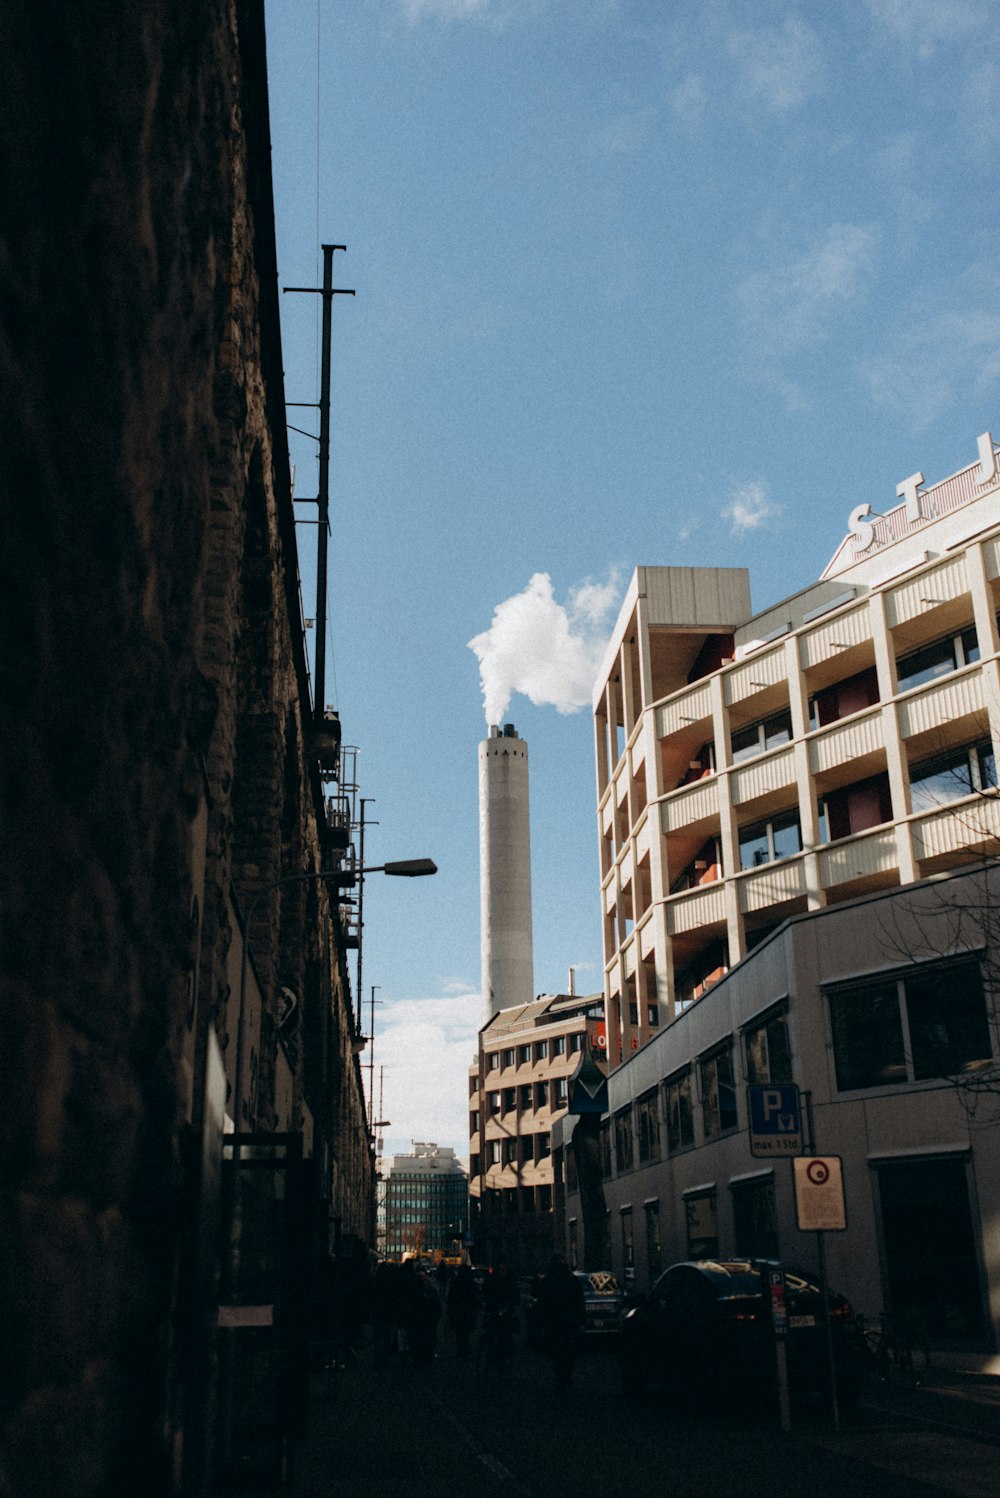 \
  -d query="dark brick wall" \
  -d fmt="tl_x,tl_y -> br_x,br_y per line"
0,4 -> 371,1493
